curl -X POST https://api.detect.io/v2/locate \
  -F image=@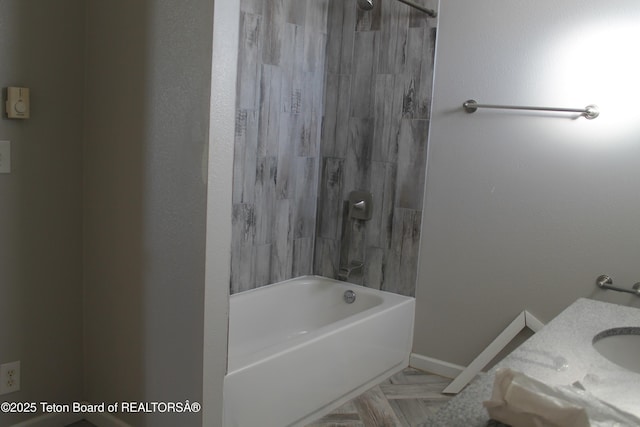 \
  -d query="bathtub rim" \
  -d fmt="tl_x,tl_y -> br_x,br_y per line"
227,275 -> 415,375
229,274 -> 413,303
